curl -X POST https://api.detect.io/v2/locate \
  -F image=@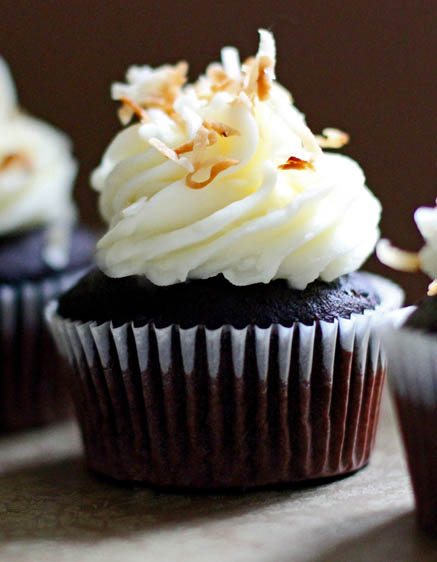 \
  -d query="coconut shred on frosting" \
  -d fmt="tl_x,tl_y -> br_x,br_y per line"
377,203 -> 437,296
92,30 -> 381,288
0,57 -> 77,243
